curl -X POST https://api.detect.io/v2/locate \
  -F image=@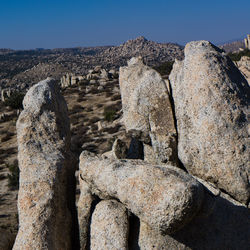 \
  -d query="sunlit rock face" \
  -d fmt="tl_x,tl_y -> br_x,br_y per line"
14,78 -> 74,250
169,40 -> 250,204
